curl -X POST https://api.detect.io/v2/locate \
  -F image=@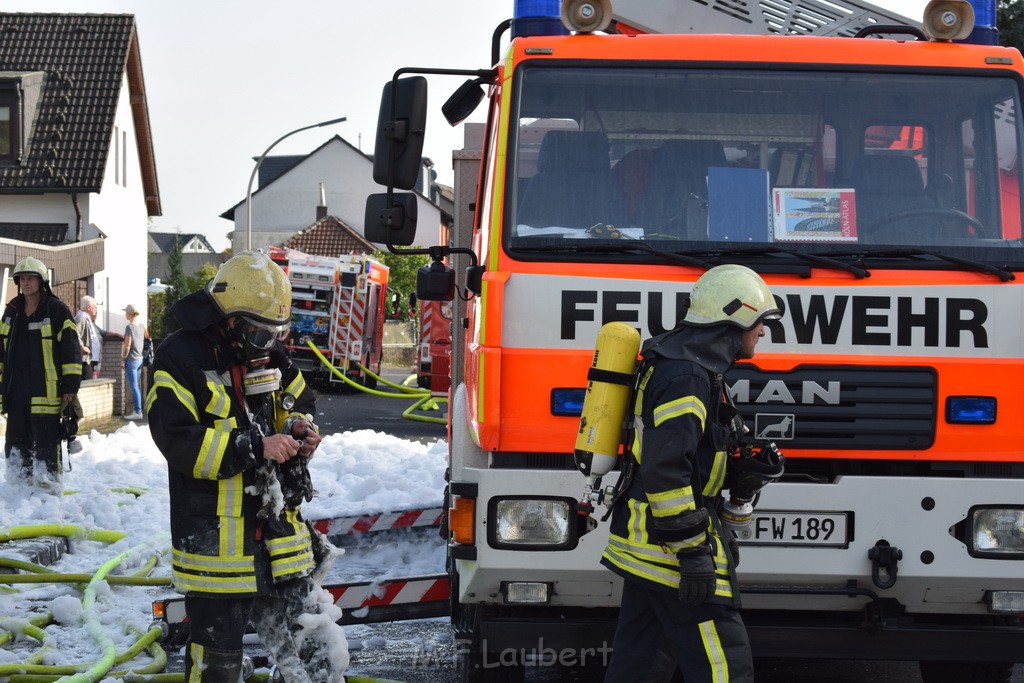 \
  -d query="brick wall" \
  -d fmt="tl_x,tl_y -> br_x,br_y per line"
77,379 -> 114,427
